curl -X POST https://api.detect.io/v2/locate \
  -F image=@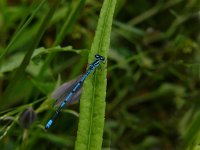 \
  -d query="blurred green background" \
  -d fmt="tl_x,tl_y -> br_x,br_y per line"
0,0 -> 200,149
